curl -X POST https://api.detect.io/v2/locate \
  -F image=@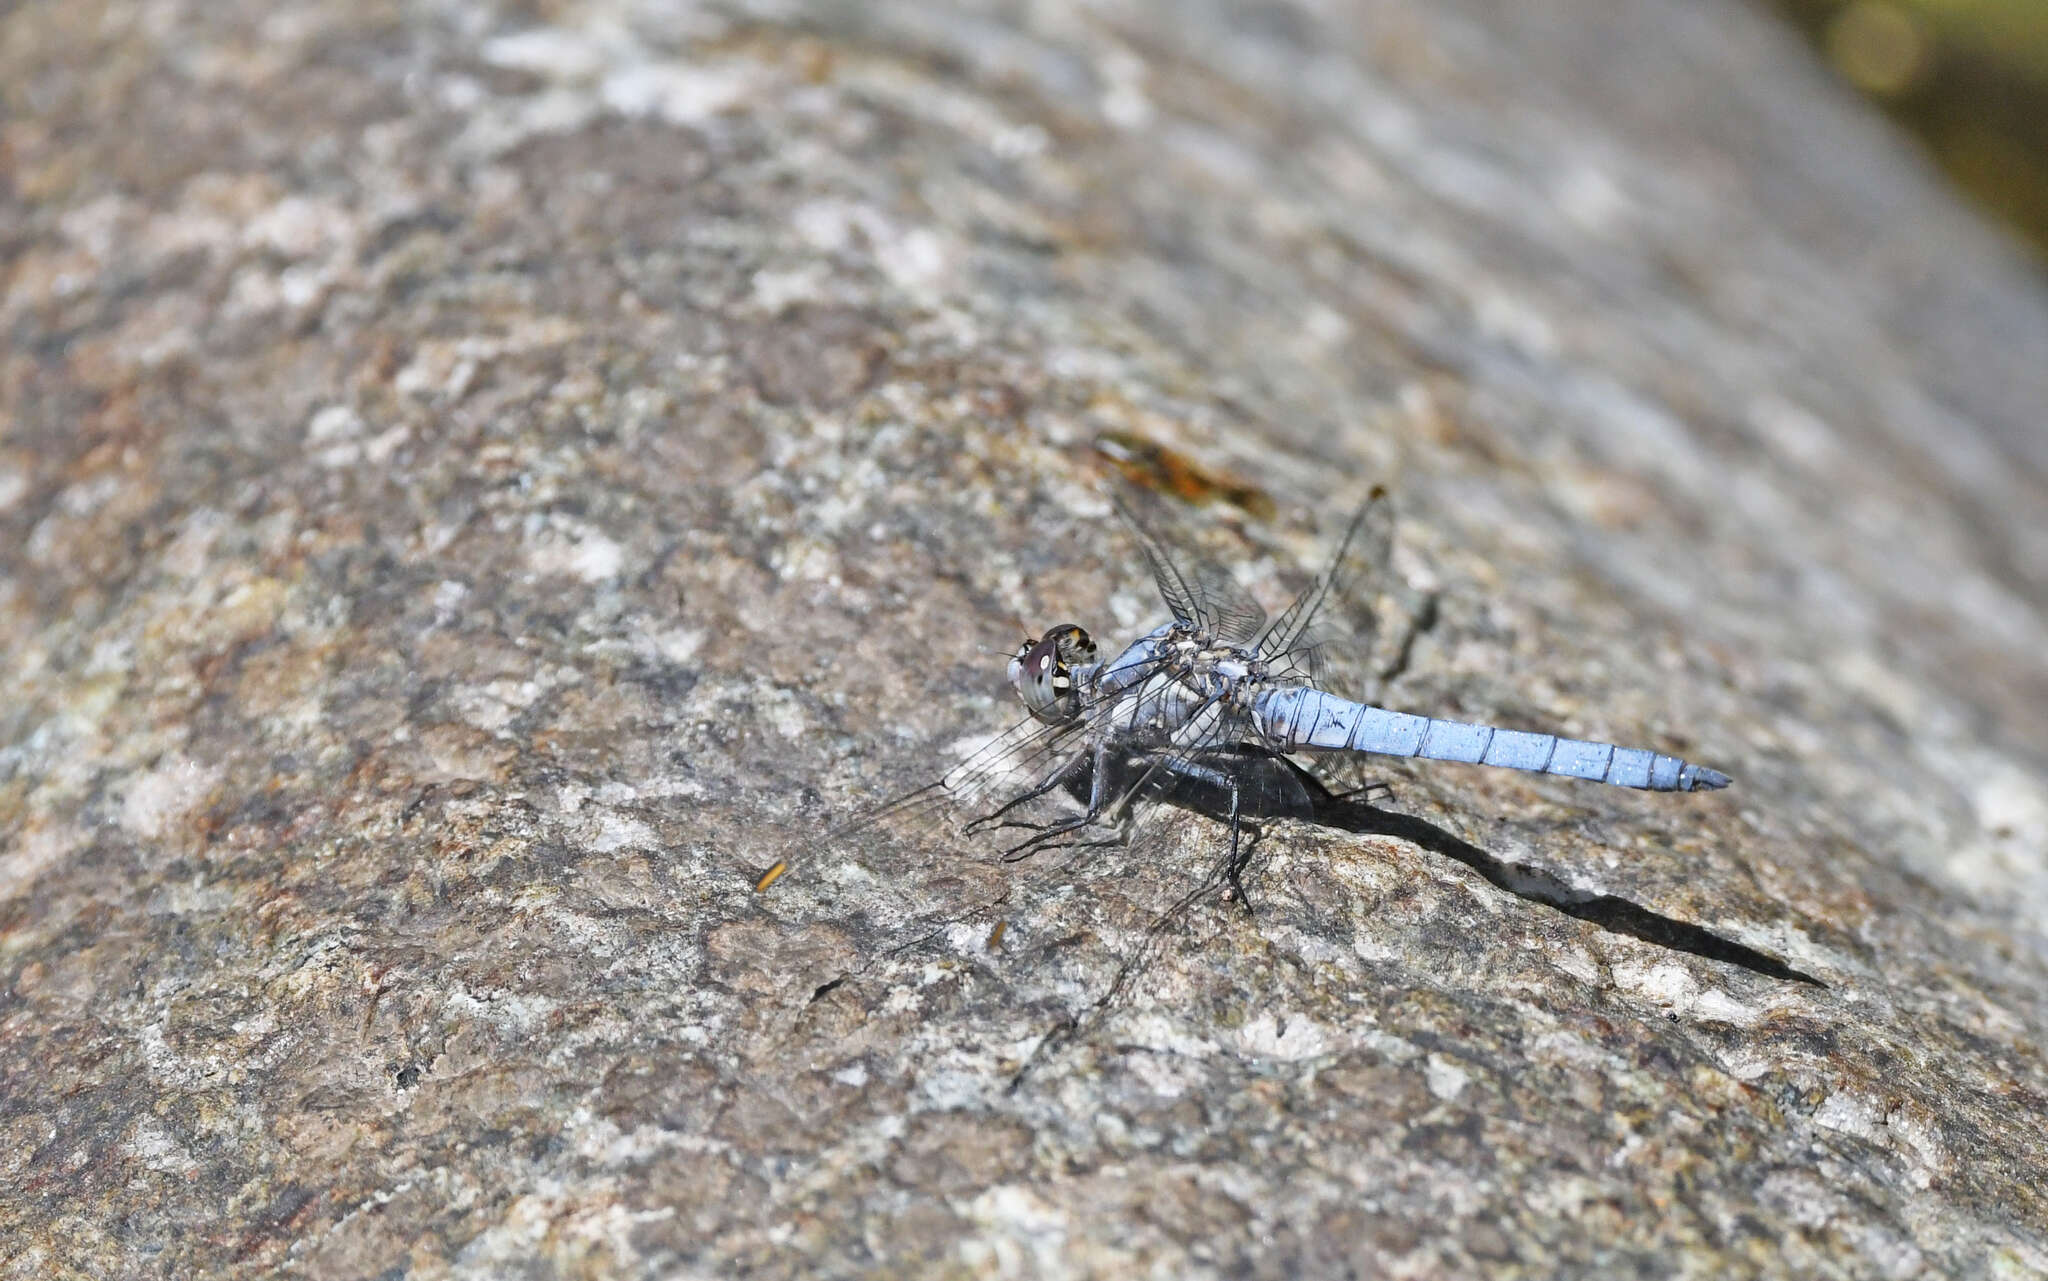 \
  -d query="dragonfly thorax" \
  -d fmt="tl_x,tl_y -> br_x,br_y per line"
1160,625 -> 1270,704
